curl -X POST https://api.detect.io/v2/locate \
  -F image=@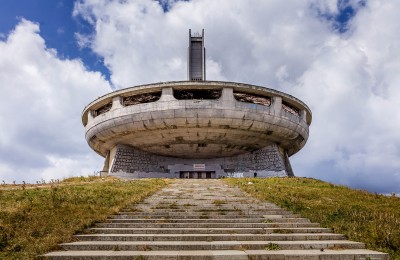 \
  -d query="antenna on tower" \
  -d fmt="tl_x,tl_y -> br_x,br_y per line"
188,29 -> 206,81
